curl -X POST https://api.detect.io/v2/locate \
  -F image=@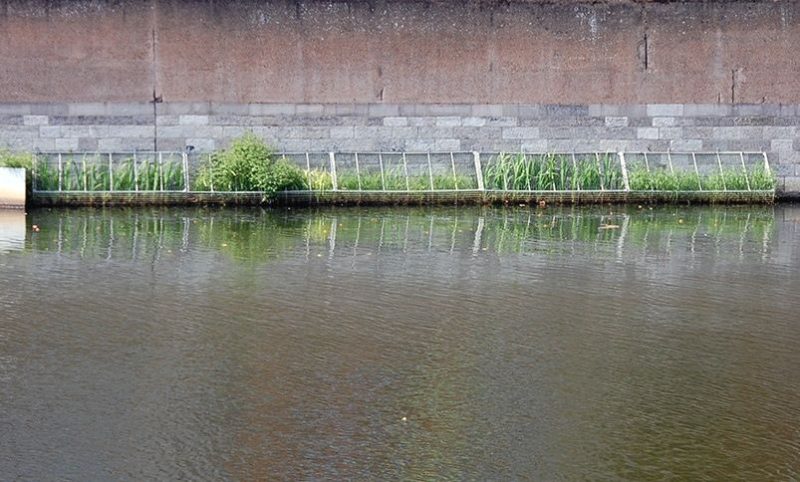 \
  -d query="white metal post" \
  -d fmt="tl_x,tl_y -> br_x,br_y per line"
182,152 -> 190,192
402,153 -> 410,191
57,153 -> 63,192
329,152 -> 338,191
133,152 -> 139,192
691,152 -> 702,190
355,152 -> 362,191
108,153 -> 114,192
740,152 -> 751,191
473,152 -> 484,191
618,151 -> 630,191
427,152 -> 434,191
715,152 -> 727,191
